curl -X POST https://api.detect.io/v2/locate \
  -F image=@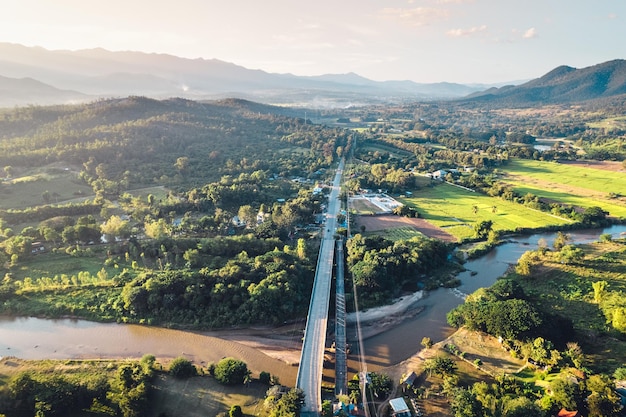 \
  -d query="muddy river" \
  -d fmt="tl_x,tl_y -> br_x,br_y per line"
2,225 -> 625,385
